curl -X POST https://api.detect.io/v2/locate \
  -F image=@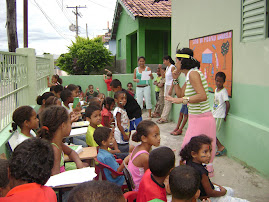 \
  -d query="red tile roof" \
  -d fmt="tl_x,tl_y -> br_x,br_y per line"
120,0 -> 171,18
